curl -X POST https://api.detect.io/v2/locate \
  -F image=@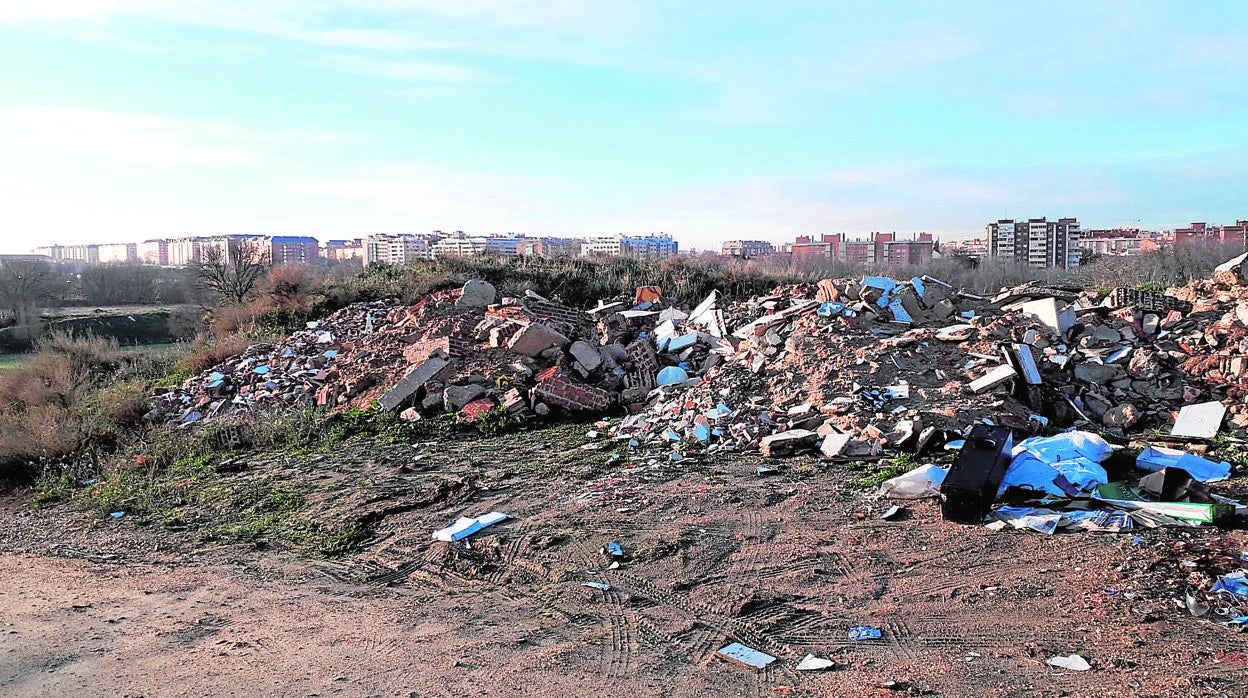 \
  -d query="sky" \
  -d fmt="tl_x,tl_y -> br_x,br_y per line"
1,1 -> 1246,253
